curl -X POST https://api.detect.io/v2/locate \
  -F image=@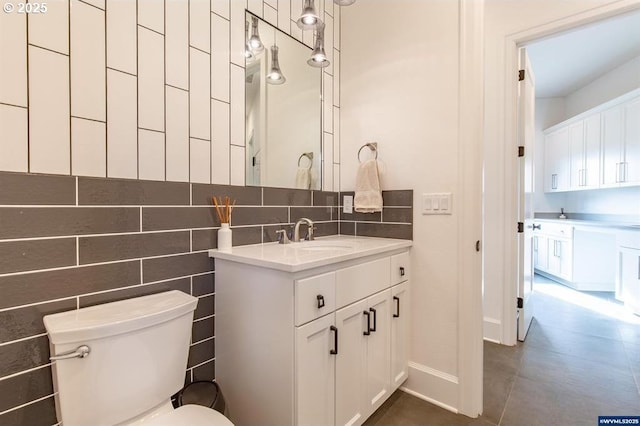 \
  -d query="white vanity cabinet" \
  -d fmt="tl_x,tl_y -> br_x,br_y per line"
213,240 -> 411,426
